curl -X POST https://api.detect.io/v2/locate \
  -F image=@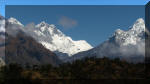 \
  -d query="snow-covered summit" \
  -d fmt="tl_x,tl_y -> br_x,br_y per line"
113,18 -> 145,46
35,22 -> 64,37
69,18 -> 145,63
33,21 -> 93,57
130,18 -> 145,33
8,17 -> 24,26
5,18 -> 93,59
36,21 -> 49,28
